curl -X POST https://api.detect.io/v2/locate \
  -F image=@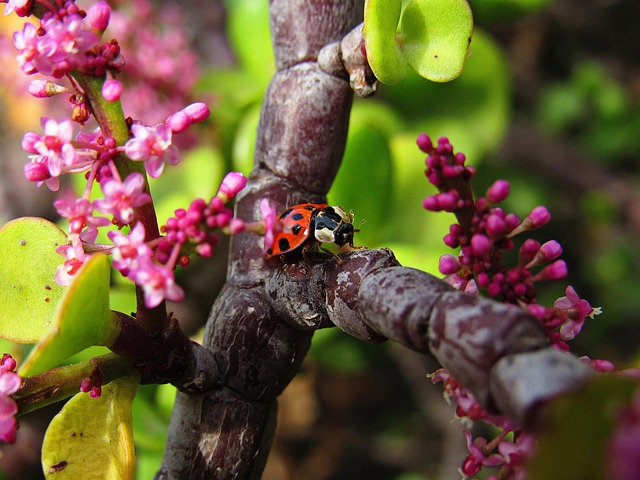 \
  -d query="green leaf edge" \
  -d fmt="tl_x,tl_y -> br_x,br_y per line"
19,253 -> 120,377
363,0 -> 409,85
